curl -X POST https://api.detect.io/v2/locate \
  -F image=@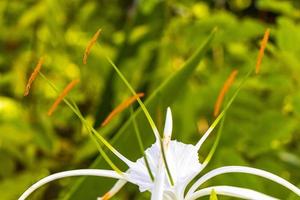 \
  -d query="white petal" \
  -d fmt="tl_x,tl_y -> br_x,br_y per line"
186,166 -> 300,197
151,161 -> 165,200
163,107 -> 173,142
195,108 -> 226,150
167,141 -> 202,186
186,185 -> 278,200
128,142 -> 160,192
18,169 -> 127,200
128,140 -> 202,197
195,127 -> 214,150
